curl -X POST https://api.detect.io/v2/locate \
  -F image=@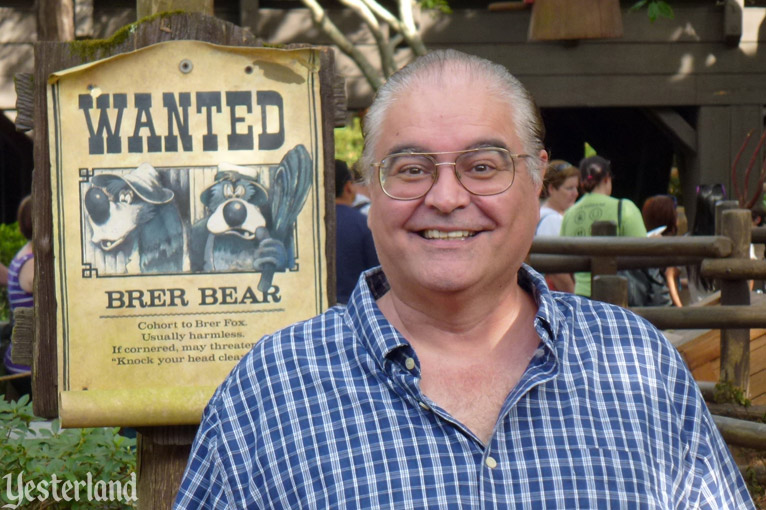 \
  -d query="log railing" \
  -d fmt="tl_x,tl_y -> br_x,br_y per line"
528,208 -> 766,449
